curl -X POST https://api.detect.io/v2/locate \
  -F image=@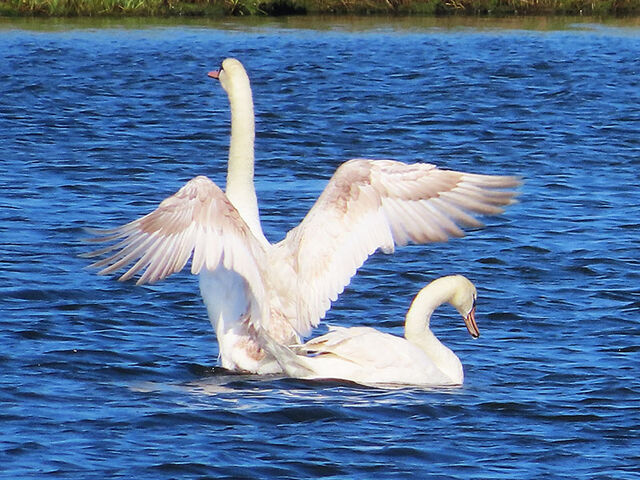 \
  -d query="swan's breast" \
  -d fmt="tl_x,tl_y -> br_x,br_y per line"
199,268 -> 251,330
